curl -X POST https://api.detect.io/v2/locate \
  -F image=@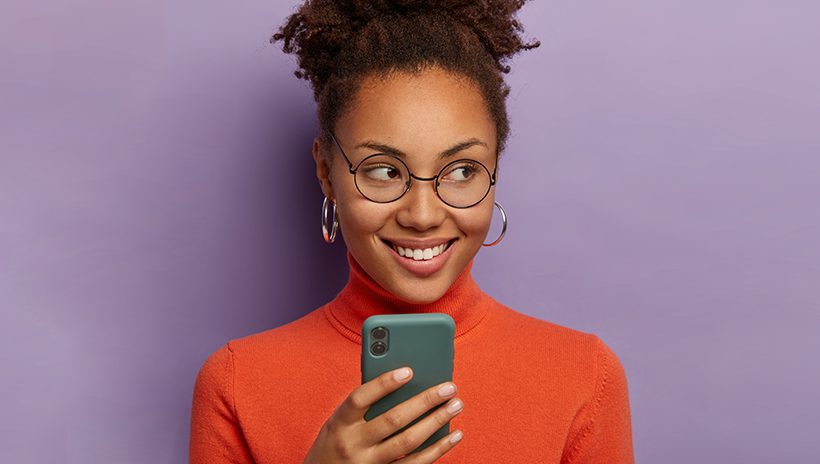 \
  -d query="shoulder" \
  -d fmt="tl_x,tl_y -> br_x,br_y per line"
486,300 -> 628,388
195,307 -> 324,371
193,341 -> 233,396
227,306 -> 329,354
488,300 -> 602,352
196,306 -> 348,379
